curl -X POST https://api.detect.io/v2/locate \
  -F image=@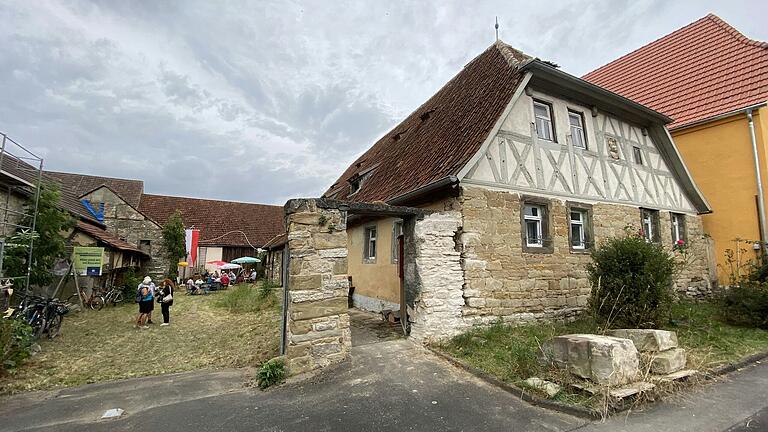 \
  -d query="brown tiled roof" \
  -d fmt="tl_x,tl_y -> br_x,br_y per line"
583,14 -> 768,129
0,155 -> 100,224
138,194 -> 284,248
324,41 -> 530,203
76,220 -> 148,256
47,171 -> 145,208
263,232 -> 287,250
